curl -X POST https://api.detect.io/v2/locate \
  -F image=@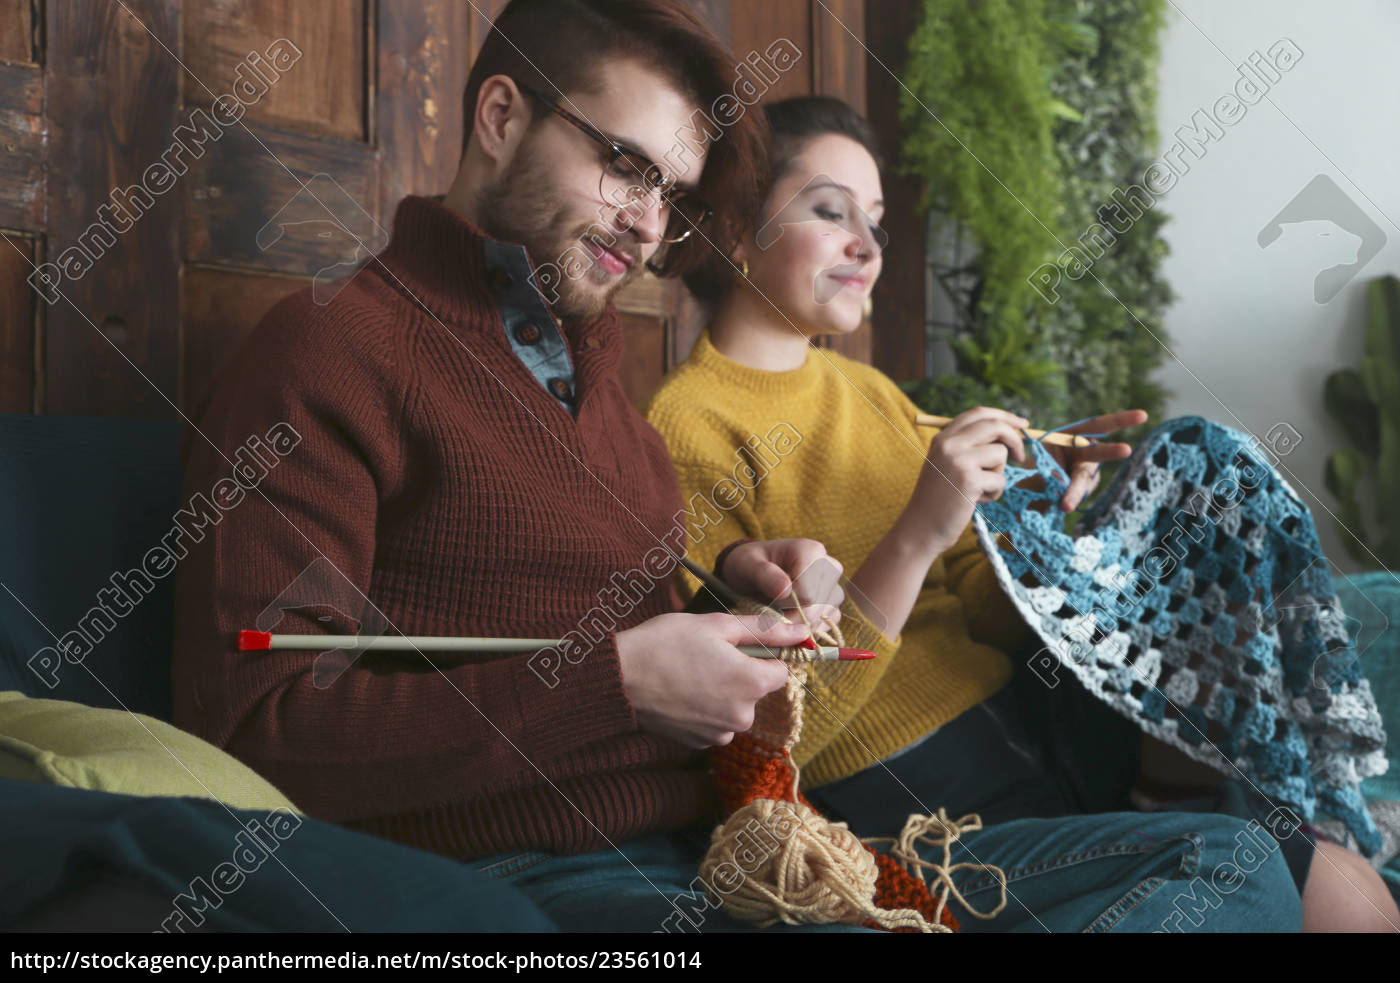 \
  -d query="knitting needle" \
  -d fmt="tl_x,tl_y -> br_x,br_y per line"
237,630 -> 875,661
678,554 -> 794,626
914,413 -> 1096,449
